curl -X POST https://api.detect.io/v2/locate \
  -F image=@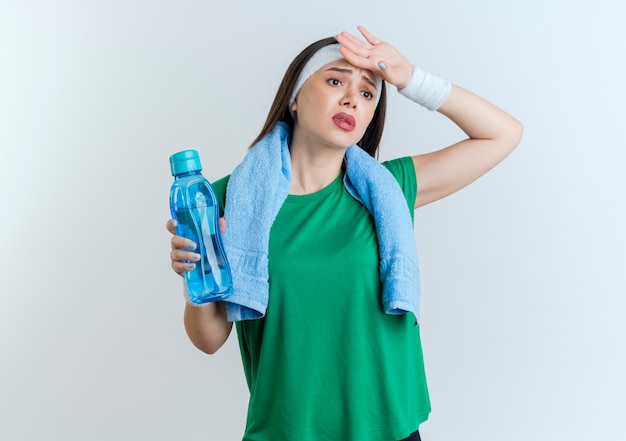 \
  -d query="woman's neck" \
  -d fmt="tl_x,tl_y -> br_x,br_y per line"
288,141 -> 346,195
